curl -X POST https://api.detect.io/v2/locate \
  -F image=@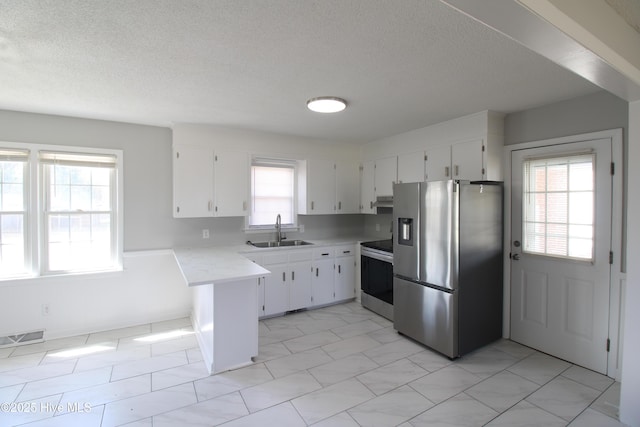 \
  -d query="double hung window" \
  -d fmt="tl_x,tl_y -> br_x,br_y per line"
249,158 -> 296,229
0,143 -> 122,280
41,151 -> 118,273
0,149 -> 28,276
